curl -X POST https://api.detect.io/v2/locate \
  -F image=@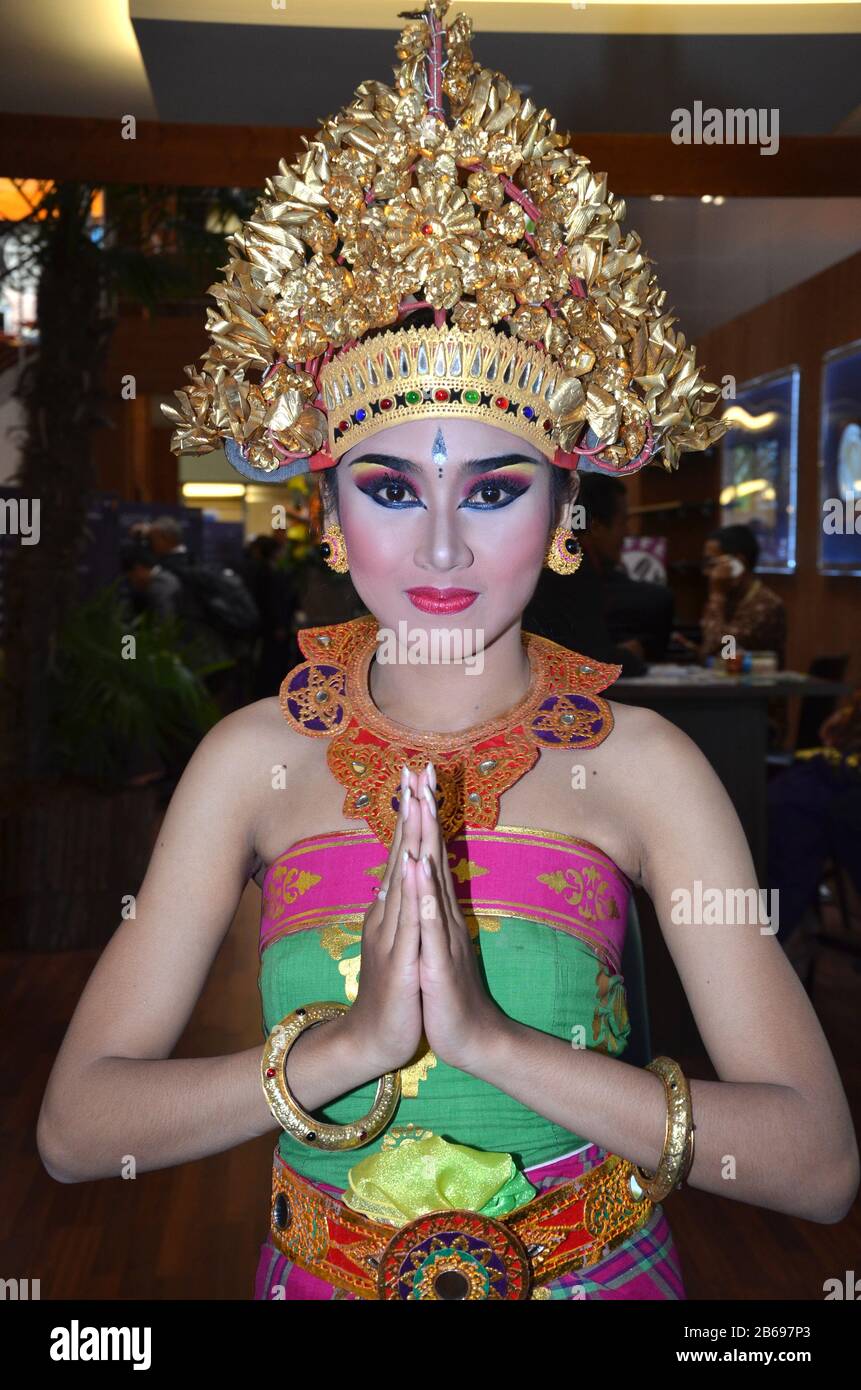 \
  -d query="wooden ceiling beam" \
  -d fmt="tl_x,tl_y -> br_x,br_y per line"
1,112 -> 860,197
